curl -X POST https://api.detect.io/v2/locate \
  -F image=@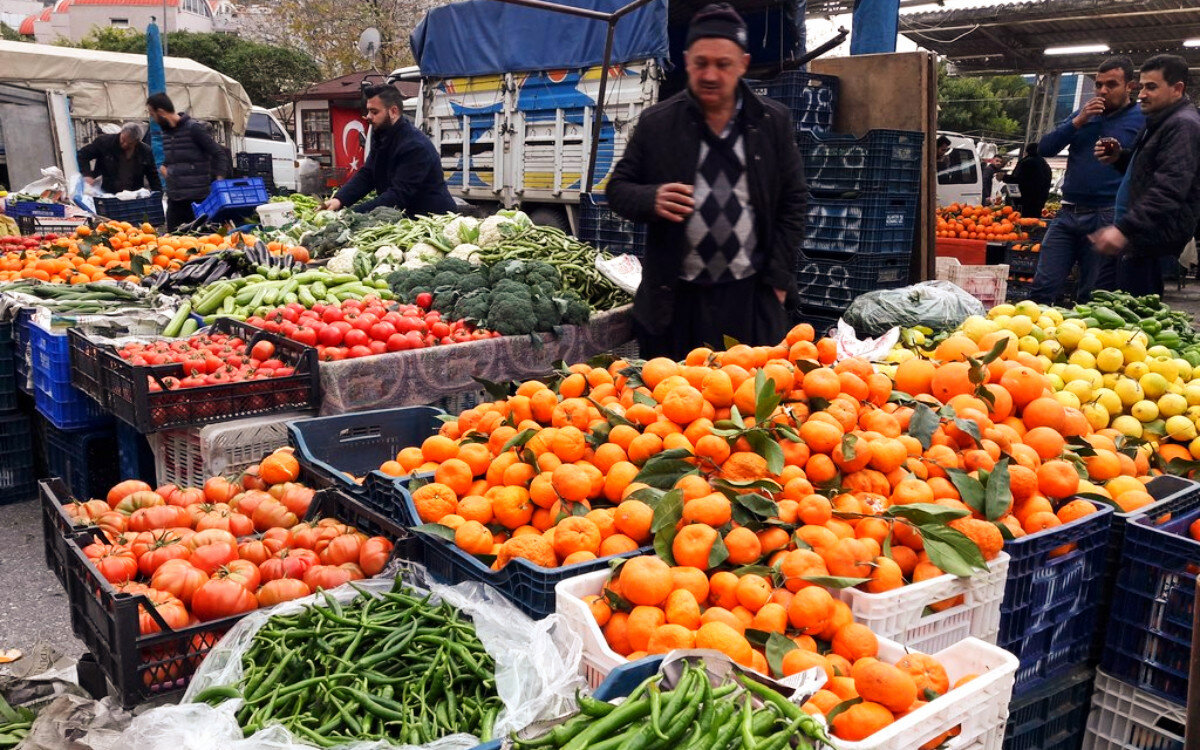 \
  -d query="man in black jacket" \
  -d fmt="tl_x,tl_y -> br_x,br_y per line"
1091,55 -> 1200,296
607,3 -> 807,359
147,93 -> 227,229
77,122 -> 161,194
1002,143 -> 1052,219
322,85 -> 456,216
